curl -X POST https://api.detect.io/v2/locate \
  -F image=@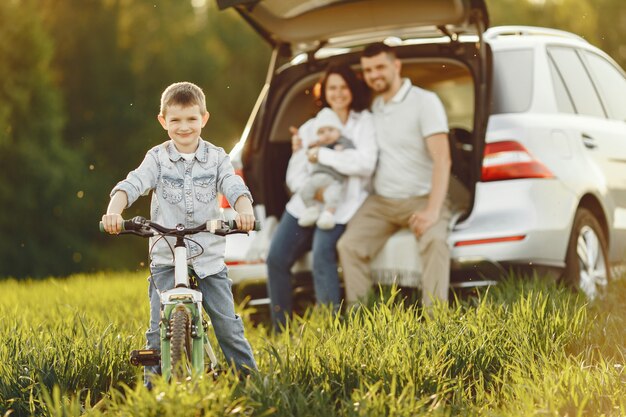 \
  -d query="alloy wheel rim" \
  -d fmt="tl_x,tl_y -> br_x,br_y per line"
576,225 -> 608,300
